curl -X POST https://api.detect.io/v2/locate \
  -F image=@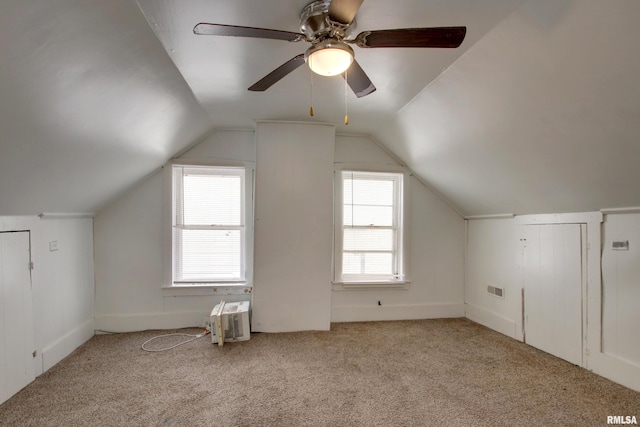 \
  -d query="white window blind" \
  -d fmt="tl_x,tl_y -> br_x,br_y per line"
172,165 -> 245,284
339,171 -> 404,282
